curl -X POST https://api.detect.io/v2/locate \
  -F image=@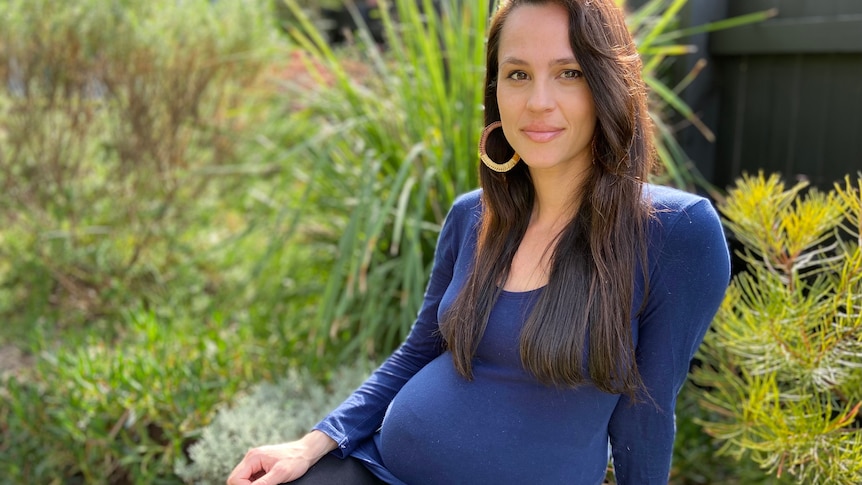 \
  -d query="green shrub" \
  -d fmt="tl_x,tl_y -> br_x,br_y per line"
174,362 -> 374,484
692,173 -> 862,484
670,382 -> 792,485
0,310 -> 287,484
0,0 -> 283,338
275,0 -> 491,367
